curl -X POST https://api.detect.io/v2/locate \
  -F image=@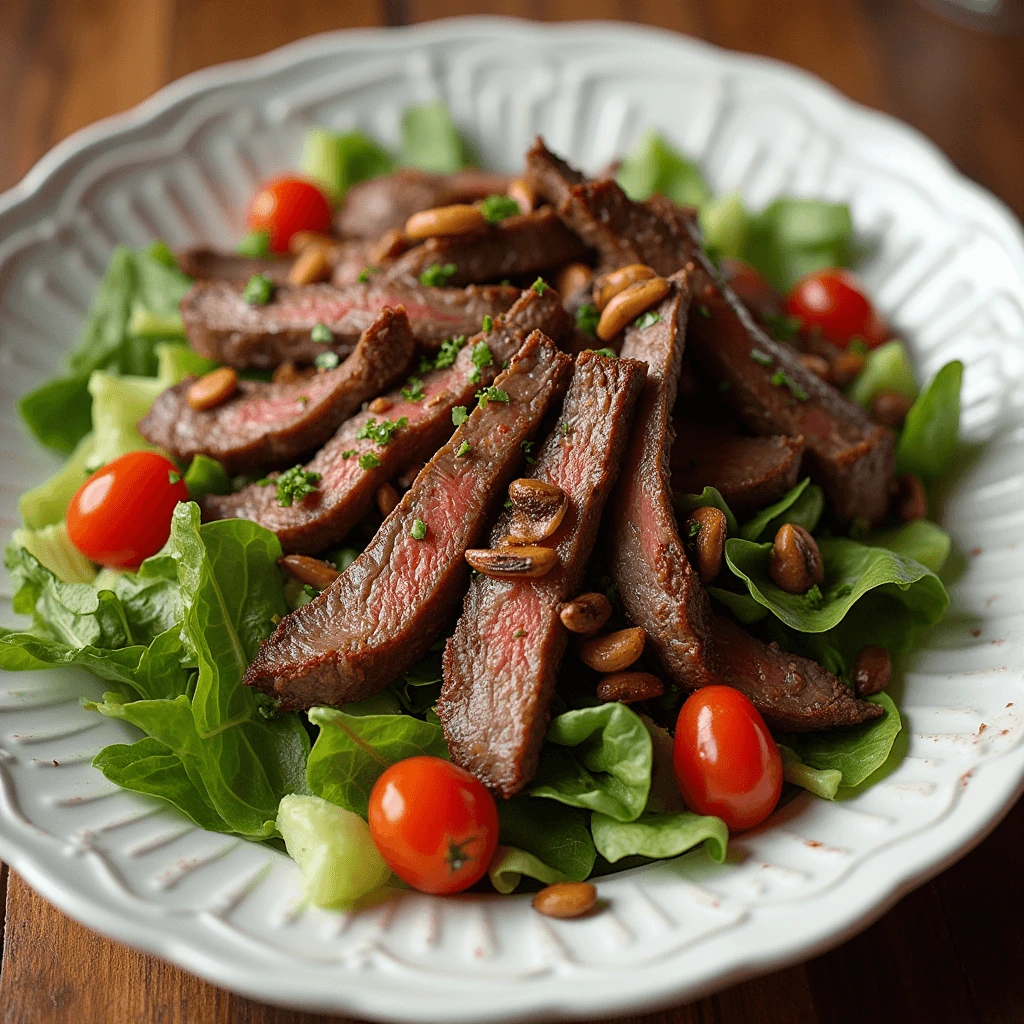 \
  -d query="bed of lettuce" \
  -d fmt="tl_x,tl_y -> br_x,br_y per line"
0,107 -> 964,904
